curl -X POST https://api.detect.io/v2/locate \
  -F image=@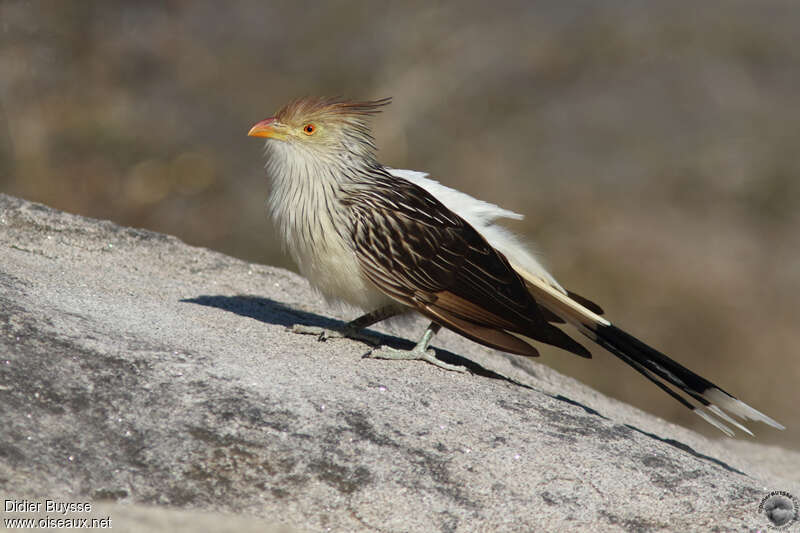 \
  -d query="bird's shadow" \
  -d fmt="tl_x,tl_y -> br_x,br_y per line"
182,294 -> 747,476
181,294 -> 503,379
